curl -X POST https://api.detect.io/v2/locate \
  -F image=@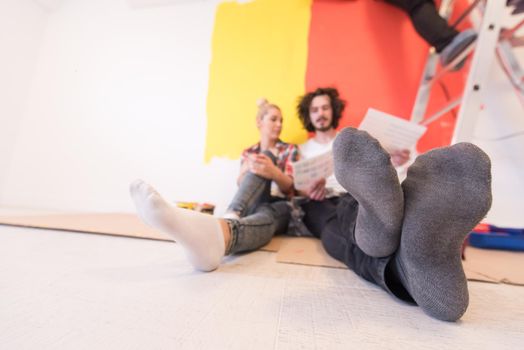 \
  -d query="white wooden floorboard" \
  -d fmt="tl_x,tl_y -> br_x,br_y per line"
1,224 -> 523,350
